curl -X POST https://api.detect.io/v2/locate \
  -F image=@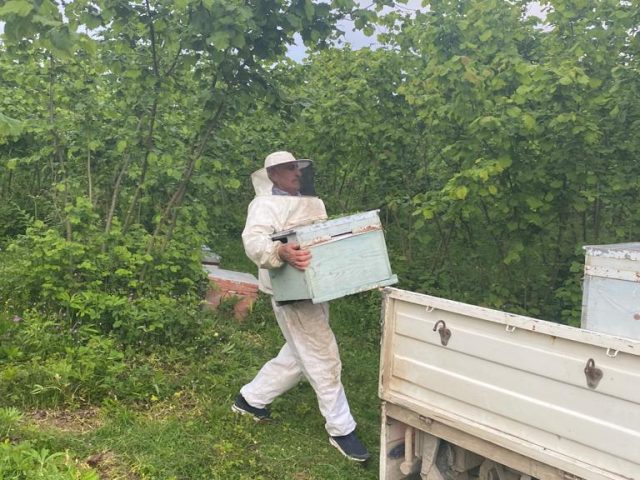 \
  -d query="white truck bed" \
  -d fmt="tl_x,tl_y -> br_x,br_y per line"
379,288 -> 640,480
